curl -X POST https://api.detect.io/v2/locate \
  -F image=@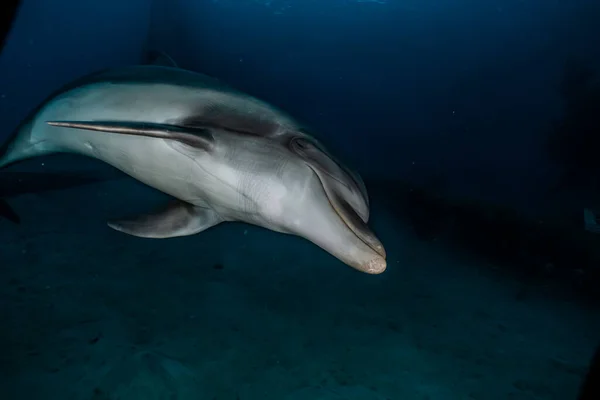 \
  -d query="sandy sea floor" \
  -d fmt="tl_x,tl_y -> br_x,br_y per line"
0,173 -> 598,400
